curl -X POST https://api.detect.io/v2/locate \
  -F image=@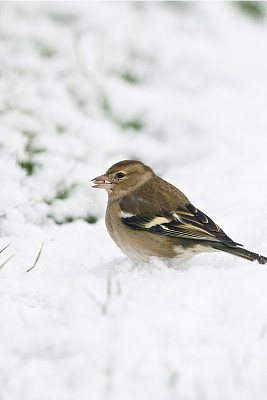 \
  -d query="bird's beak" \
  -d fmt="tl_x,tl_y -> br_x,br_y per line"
91,174 -> 113,189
